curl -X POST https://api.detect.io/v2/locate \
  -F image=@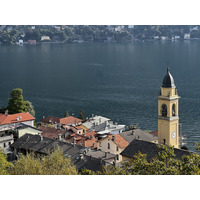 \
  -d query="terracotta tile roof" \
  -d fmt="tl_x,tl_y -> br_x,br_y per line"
60,116 -> 82,125
65,132 -> 97,148
85,131 -> 97,137
0,112 -> 35,125
38,126 -> 66,139
84,137 -> 98,148
150,130 -> 158,136
40,116 -> 60,124
99,134 -> 129,149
